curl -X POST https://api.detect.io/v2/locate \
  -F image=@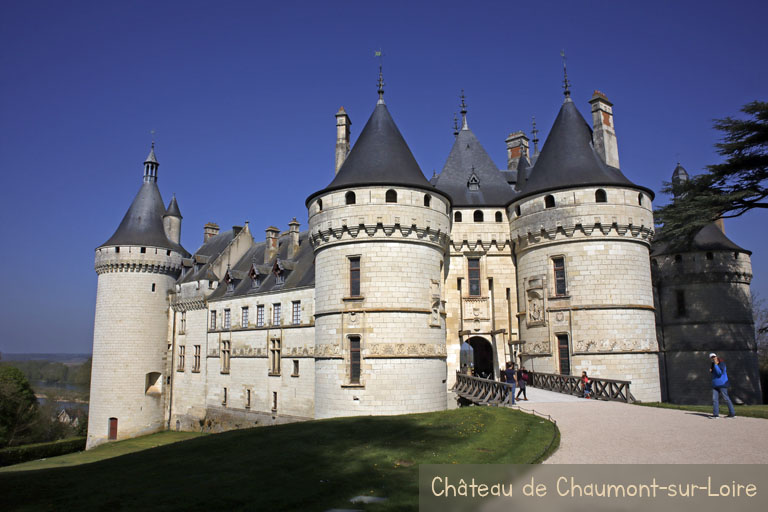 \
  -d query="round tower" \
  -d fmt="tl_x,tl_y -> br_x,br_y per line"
508,91 -> 661,402
87,144 -> 188,449
652,164 -> 761,404
306,78 -> 451,418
